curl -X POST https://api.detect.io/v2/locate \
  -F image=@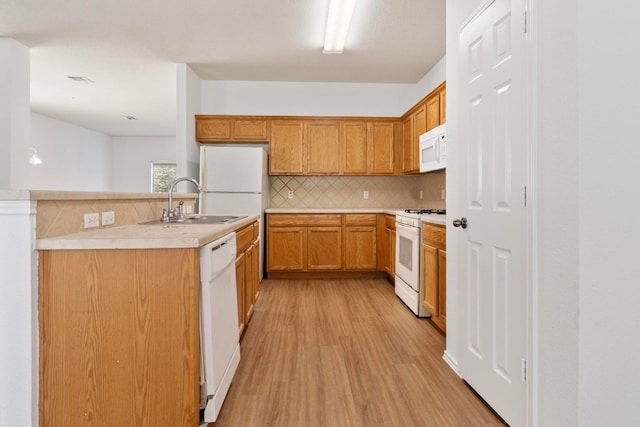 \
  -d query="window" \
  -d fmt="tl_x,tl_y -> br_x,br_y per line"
151,162 -> 177,192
